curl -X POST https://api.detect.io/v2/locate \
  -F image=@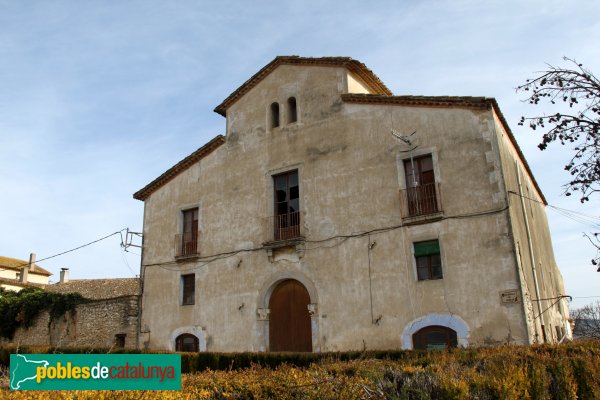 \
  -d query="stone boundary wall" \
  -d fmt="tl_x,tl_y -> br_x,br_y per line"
2,295 -> 139,349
